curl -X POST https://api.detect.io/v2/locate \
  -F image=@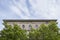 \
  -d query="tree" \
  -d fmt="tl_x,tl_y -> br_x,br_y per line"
28,21 -> 60,40
38,24 -> 48,40
0,22 -> 28,40
38,21 -> 59,40
47,21 -> 59,40
0,21 -> 60,40
29,27 -> 36,40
